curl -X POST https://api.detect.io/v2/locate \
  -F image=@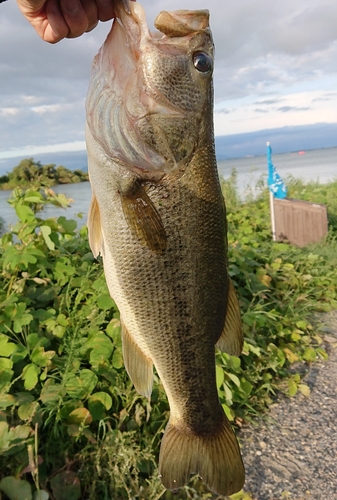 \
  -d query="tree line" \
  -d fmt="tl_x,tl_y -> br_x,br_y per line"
0,158 -> 88,190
